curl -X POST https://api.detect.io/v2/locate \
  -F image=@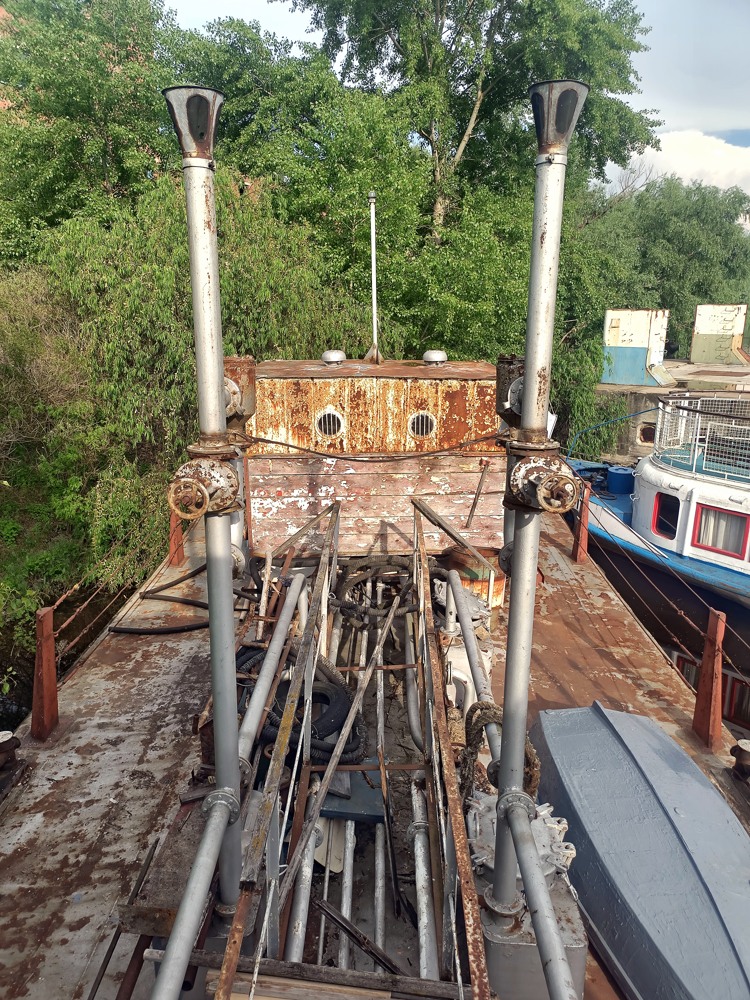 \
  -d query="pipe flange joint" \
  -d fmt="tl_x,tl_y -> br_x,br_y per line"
203,787 -> 241,825
506,438 -> 560,457
497,789 -> 536,823
314,825 -> 324,848
407,819 -> 429,845
486,757 -> 502,788
483,884 -> 525,919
